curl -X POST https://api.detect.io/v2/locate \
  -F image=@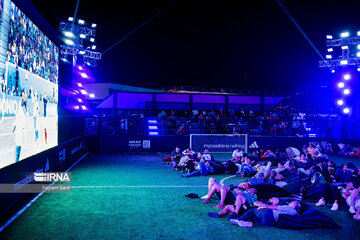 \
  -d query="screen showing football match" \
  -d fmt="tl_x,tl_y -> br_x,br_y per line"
0,0 -> 59,169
